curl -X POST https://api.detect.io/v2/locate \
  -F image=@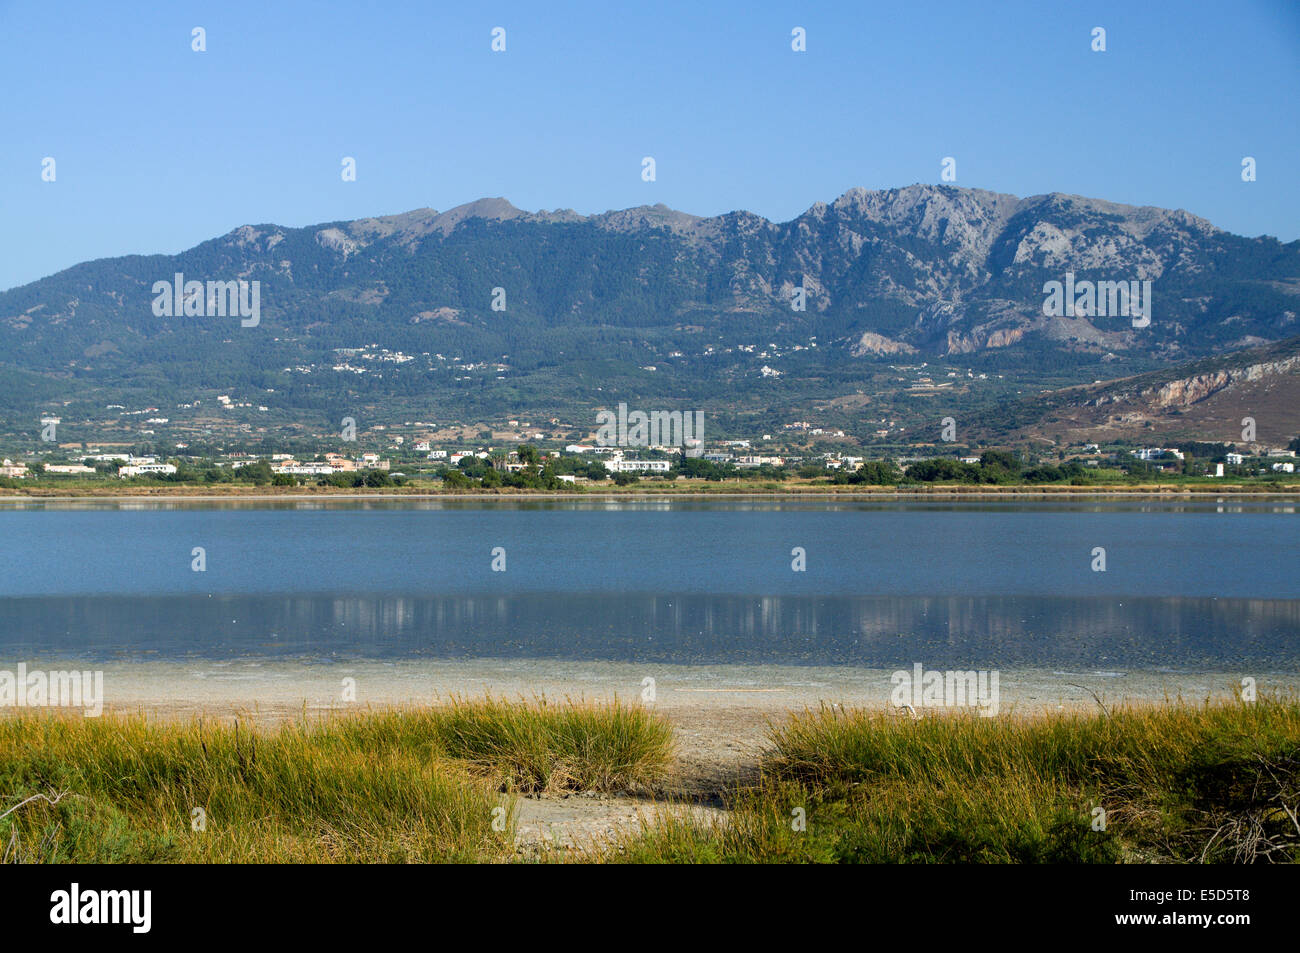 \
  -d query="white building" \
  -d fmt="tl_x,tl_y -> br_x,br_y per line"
274,464 -> 339,476
118,463 -> 177,478
604,457 -> 672,474
90,453 -> 154,465
1226,453 -> 1245,466
1133,448 -> 1185,461
1272,462 -> 1295,473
